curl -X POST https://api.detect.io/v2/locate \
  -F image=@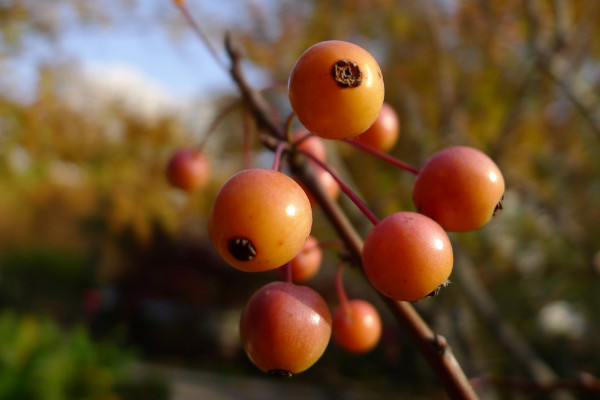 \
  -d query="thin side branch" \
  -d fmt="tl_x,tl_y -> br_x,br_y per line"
225,33 -> 284,139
